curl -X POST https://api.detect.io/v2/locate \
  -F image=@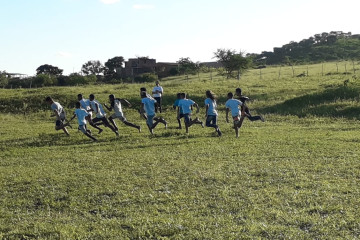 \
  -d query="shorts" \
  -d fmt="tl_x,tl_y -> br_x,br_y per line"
111,113 -> 126,122
233,115 -> 241,125
178,113 -> 184,119
146,115 -> 155,127
78,125 -> 87,134
154,97 -> 162,105
55,116 -> 65,127
184,114 -> 191,124
55,119 -> 65,126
